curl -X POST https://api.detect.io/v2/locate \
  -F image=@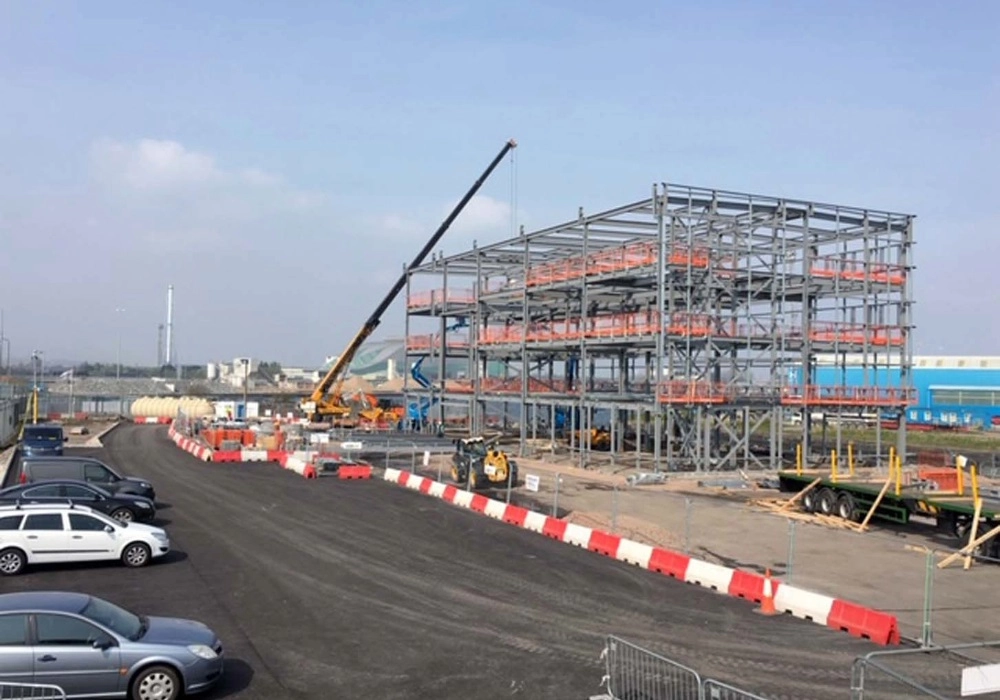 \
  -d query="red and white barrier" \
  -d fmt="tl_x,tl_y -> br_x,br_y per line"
381,467 -> 901,646
167,424 -> 212,461
134,416 -> 173,424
